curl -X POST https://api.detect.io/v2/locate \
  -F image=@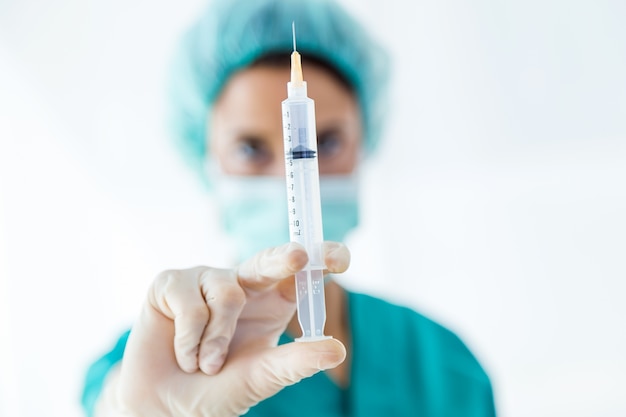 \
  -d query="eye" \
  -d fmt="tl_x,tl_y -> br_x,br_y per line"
317,129 -> 343,159
234,136 -> 272,165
